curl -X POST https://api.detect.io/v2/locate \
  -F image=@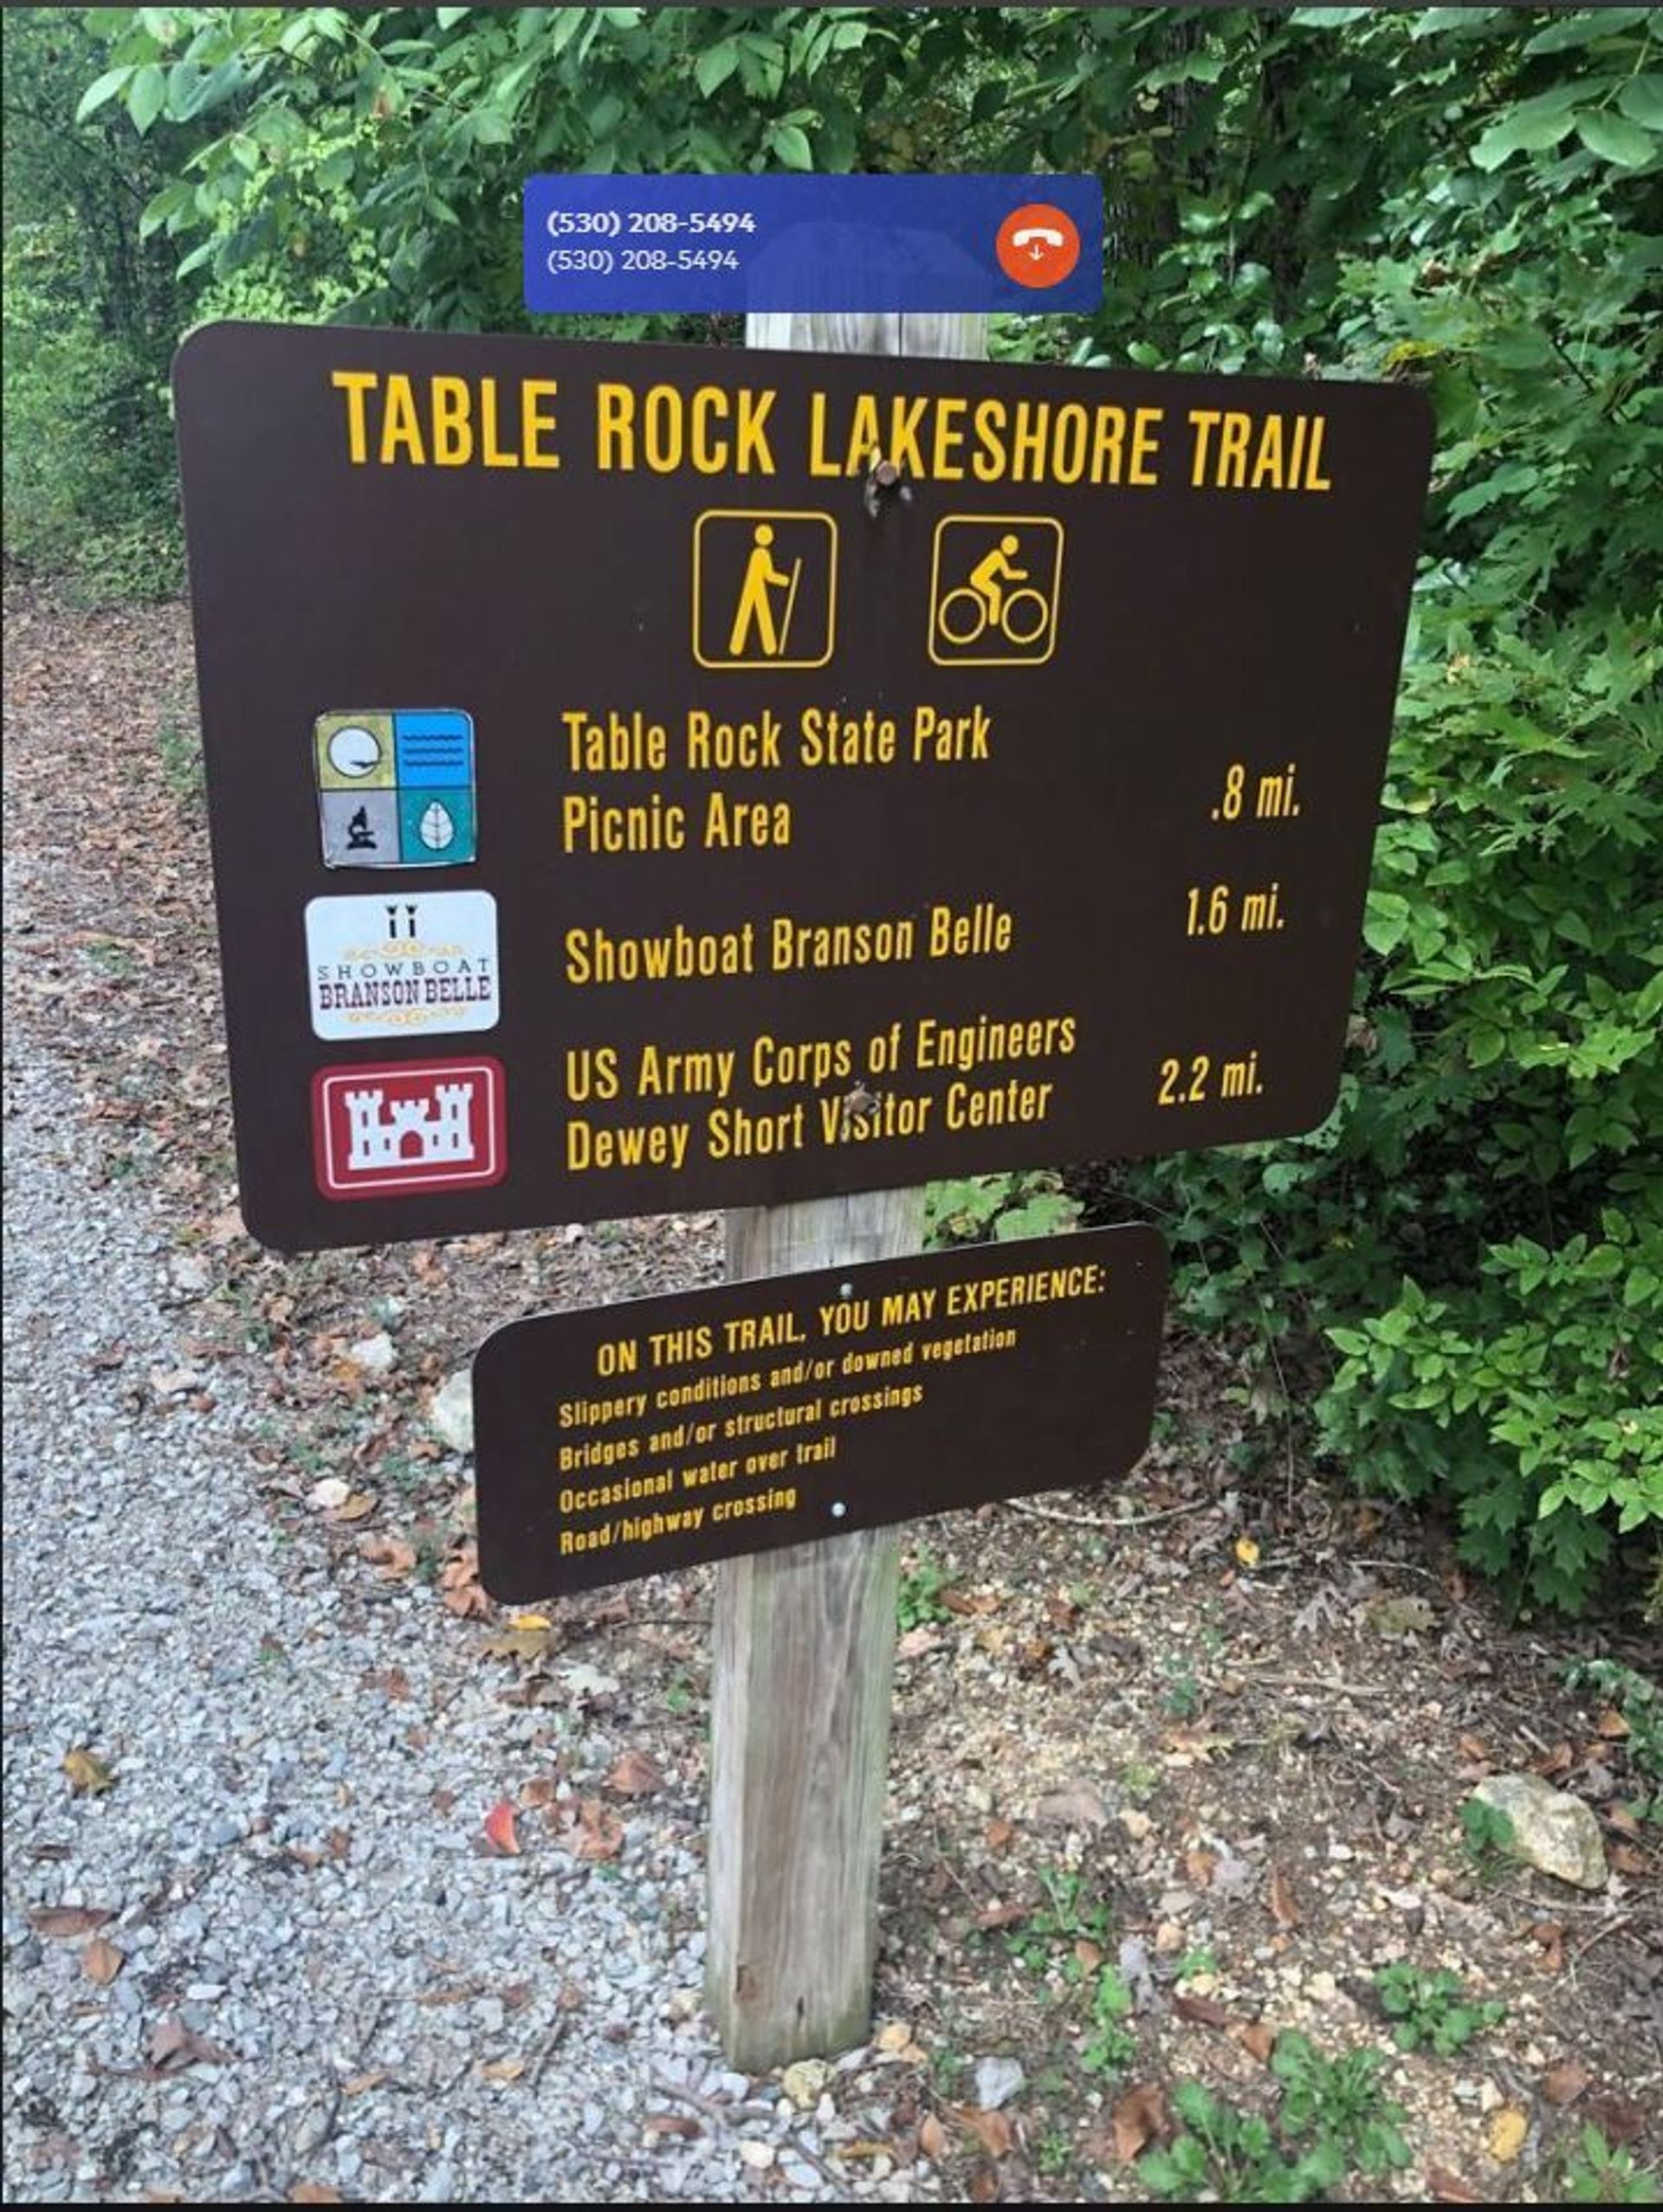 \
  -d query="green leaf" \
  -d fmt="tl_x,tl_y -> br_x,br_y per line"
769,121 -> 813,171
1617,74 -> 1663,130
1472,88 -> 1583,169
75,66 -> 133,123
1363,891 -> 1412,957
1576,110 -> 1657,167
1524,7 -> 1650,53
127,62 -> 167,135
436,5 -> 472,25
696,41 -> 739,96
